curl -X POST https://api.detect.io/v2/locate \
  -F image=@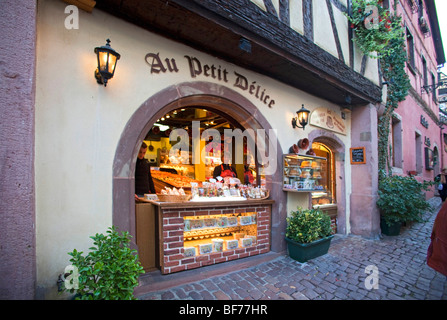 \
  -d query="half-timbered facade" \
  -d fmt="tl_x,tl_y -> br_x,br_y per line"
0,0 -> 443,299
